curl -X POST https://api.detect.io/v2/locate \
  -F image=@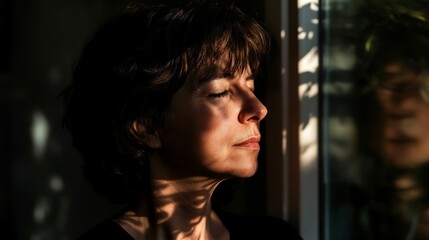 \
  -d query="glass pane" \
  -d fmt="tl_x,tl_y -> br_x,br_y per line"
322,0 -> 429,239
